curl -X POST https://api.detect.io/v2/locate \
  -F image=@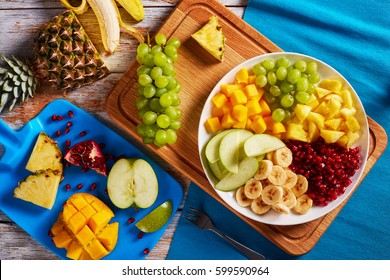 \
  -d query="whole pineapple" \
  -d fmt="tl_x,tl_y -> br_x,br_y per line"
0,10 -> 109,113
